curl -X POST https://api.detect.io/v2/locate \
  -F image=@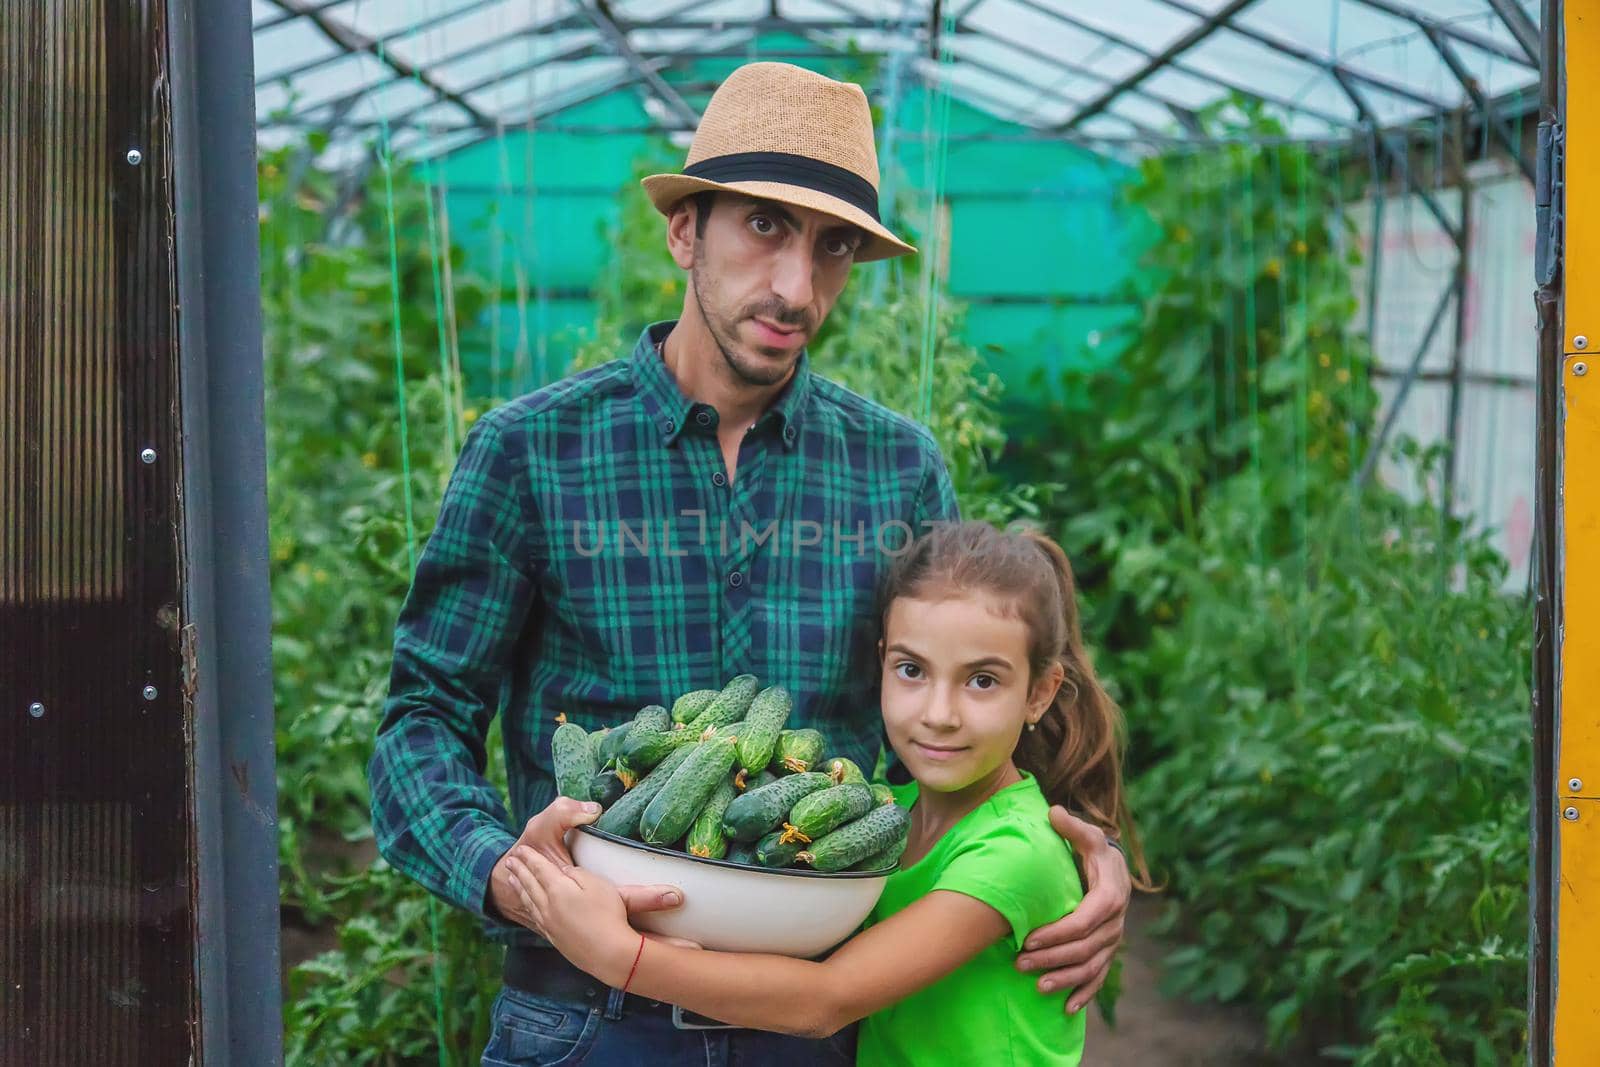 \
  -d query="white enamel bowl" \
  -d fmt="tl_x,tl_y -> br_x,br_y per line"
568,825 -> 893,957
